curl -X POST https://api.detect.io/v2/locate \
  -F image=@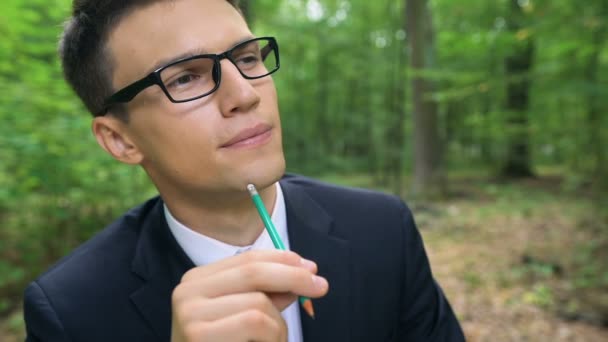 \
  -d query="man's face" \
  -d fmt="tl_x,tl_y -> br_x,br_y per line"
105,0 -> 285,198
